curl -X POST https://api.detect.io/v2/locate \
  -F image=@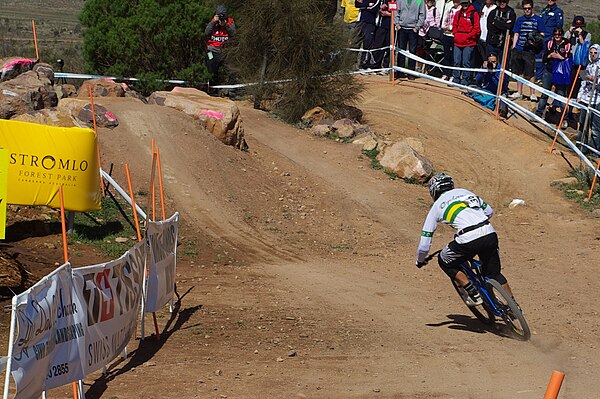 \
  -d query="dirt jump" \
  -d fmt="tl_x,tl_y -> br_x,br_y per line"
2,75 -> 600,398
